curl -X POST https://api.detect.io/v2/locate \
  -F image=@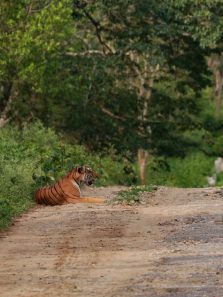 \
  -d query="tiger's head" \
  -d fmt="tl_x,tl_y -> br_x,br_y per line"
75,165 -> 98,186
